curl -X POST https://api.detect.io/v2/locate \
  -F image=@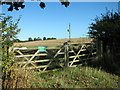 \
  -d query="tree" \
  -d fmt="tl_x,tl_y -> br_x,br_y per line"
47,38 -> 51,40
28,37 -> 33,41
13,39 -> 21,42
1,15 -> 21,88
43,37 -> 46,40
34,37 -> 37,41
37,37 -> 42,40
88,9 -> 120,55
51,37 -> 56,40
47,37 -> 56,40
88,9 -> 120,74
1,15 -> 21,56
1,0 -> 70,11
